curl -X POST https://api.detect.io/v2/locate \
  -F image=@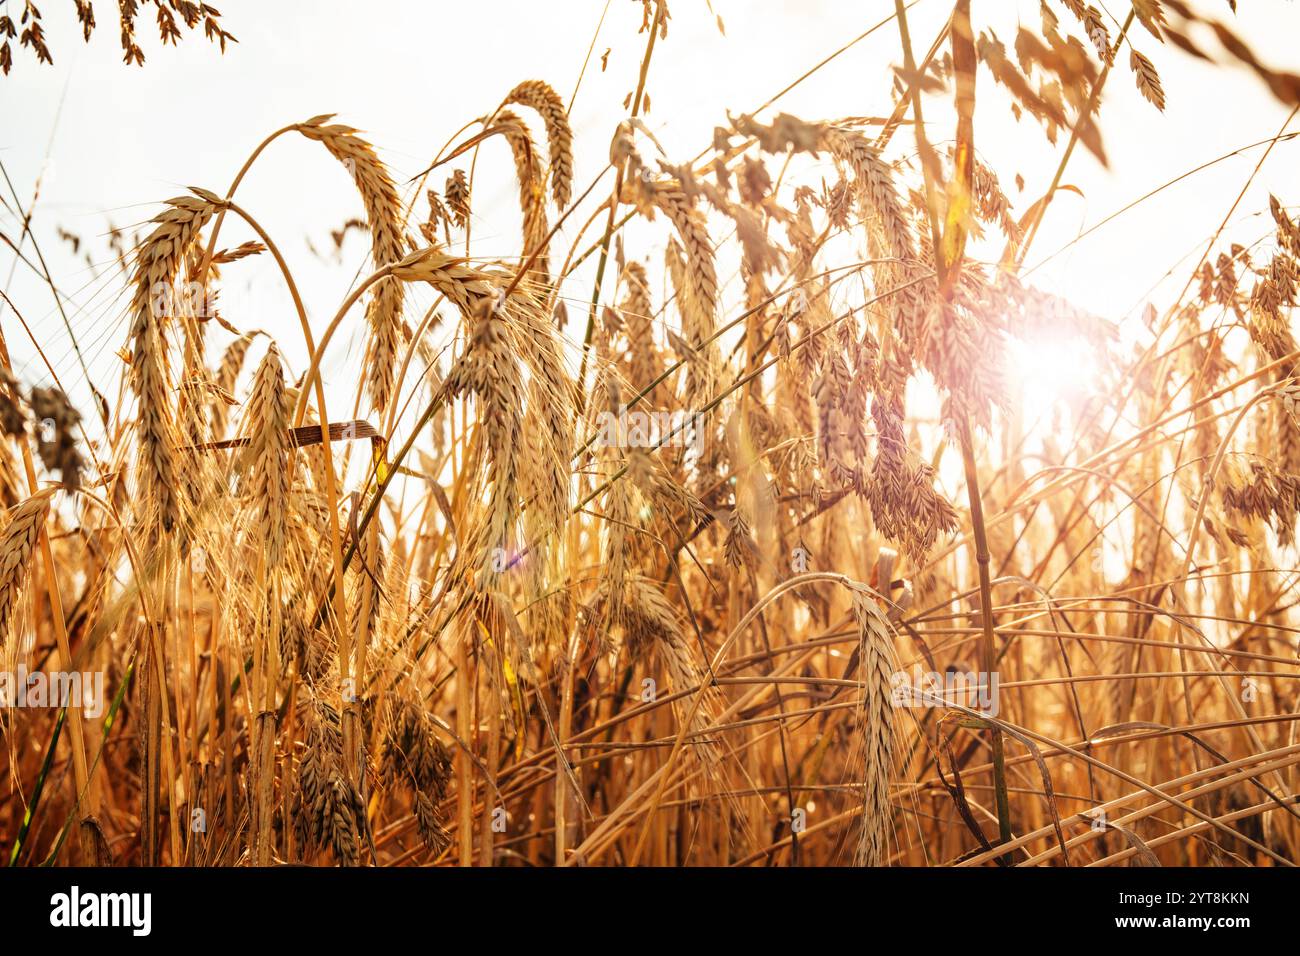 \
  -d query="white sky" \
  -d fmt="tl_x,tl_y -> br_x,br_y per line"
1,0 -> 1298,450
